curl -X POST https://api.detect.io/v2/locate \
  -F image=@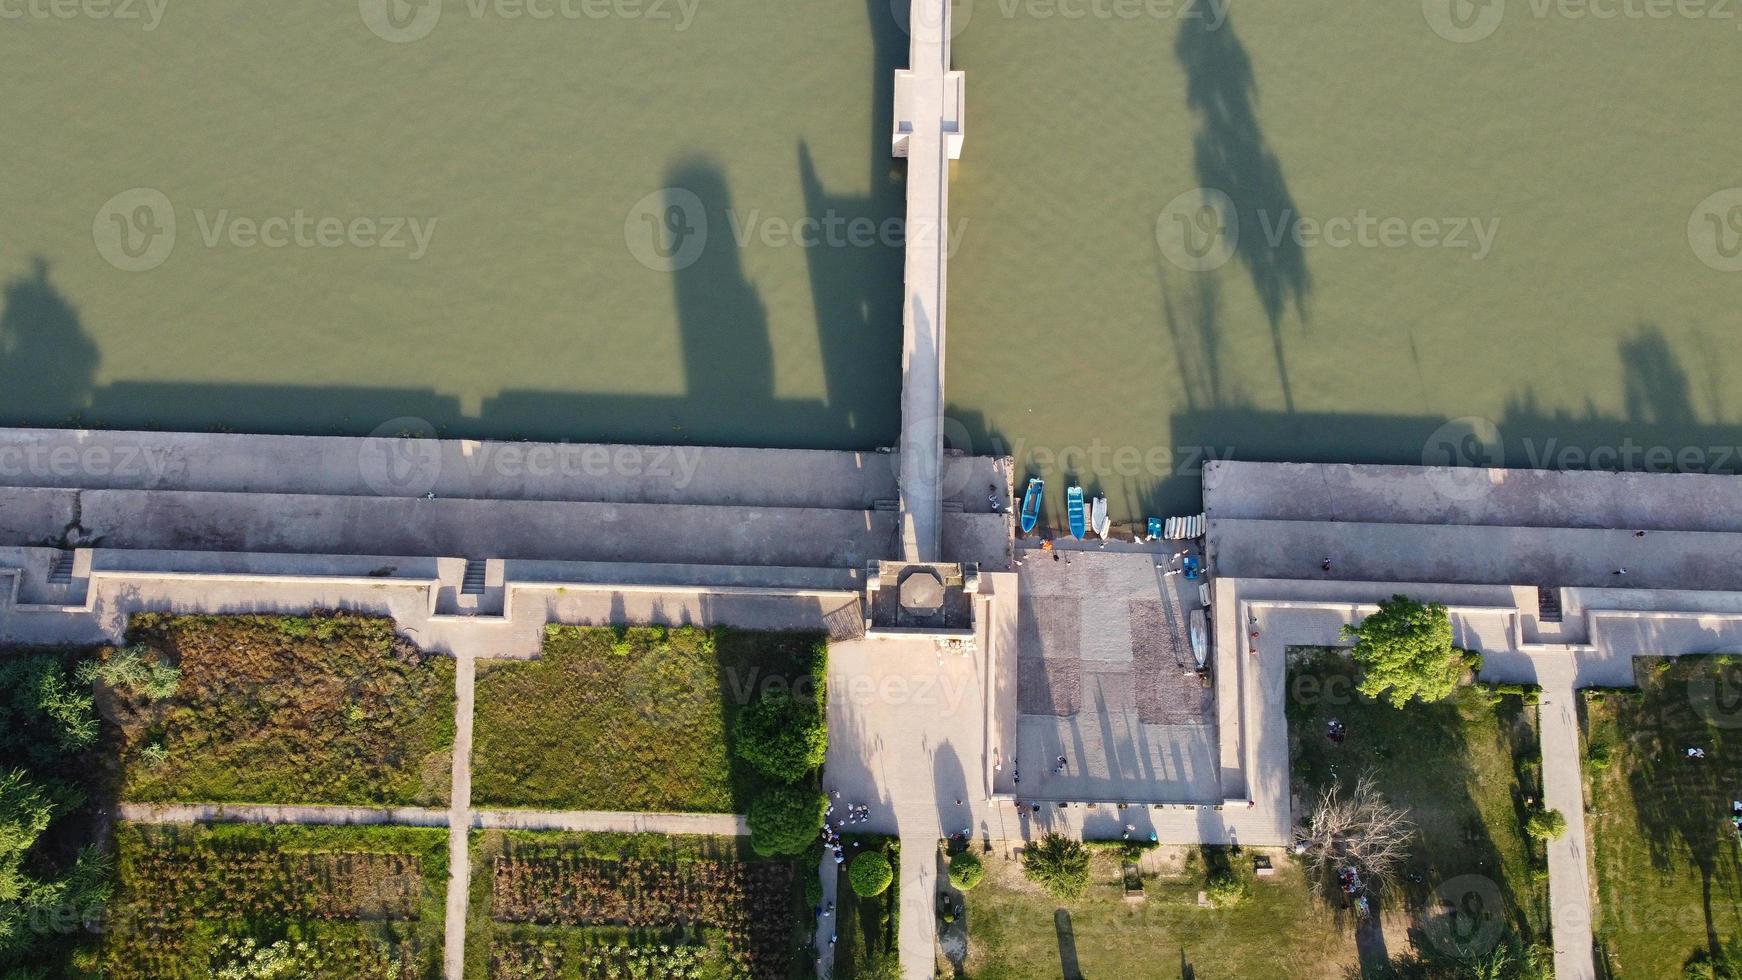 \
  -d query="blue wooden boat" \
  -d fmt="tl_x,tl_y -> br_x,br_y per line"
1019,478 -> 1044,535
1067,485 -> 1086,539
